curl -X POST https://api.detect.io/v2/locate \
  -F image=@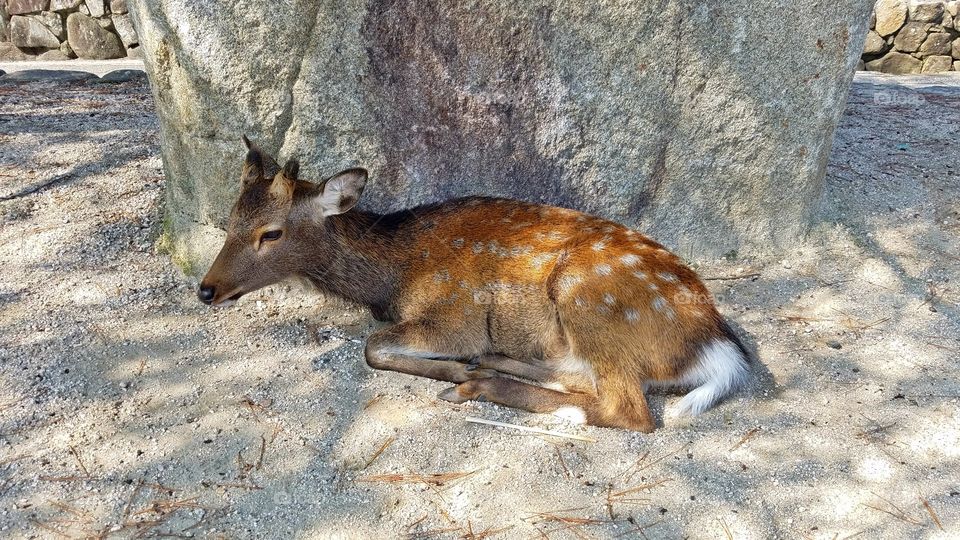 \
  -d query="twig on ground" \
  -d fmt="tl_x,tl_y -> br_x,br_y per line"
729,427 -> 761,451
918,495 -> 944,531
612,518 -> 665,538
718,516 -> 733,539
625,442 -> 690,483
255,435 -> 267,471
360,470 -> 476,486
465,416 -> 596,443
29,519 -> 73,539
554,446 -> 571,479
69,446 -> 91,478
362,436 -> 395,470
863,492 -> 922,525
610,478 -> 673,500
